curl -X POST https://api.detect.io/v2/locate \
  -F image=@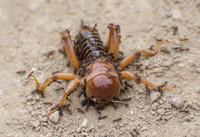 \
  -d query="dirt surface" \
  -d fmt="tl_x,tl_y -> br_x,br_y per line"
0,0 -> 200,136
